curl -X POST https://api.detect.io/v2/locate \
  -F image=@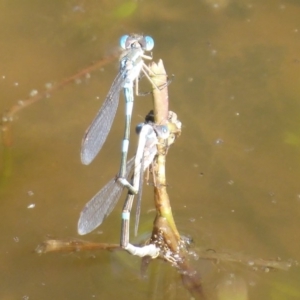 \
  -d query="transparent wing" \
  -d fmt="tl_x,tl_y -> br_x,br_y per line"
81,71 -> 125,165
78,157 -> 135,235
